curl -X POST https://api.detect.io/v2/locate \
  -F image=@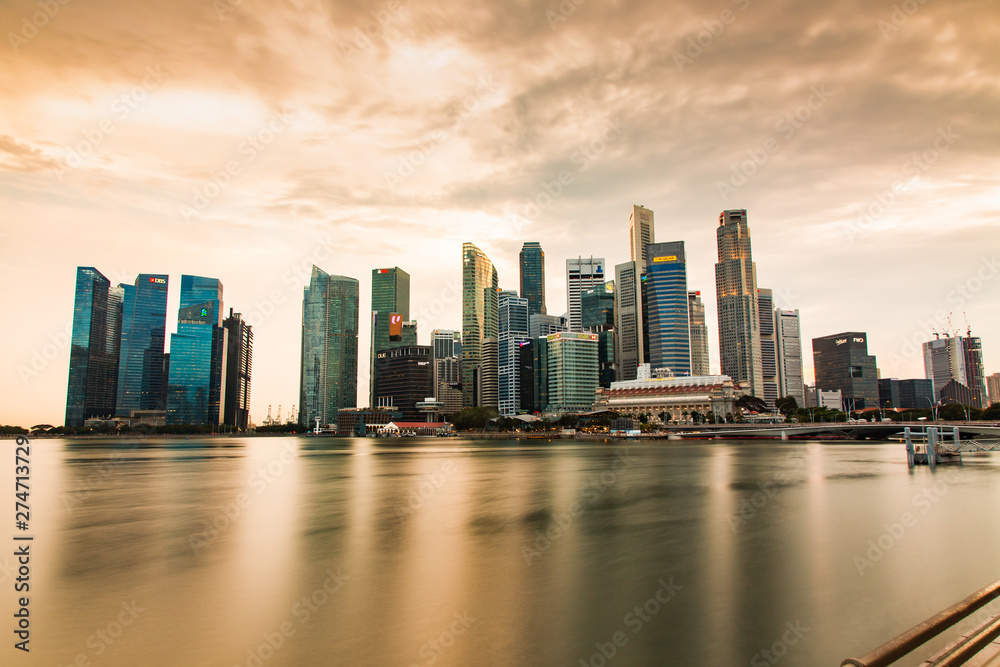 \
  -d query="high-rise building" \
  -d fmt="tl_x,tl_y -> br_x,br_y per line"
688,292 -> 710,377
757,289 -> 778,408
774,308 -> 805,408
529,313 -> 566,338
566,256 -> 605,331
715,209 -> 763,397
434,356 -> 463,415
223,309 -> 252,429
962,332 -> 987,409
432,329 -> 462,359
66,267 -> 123,427
166,275 -> 228,425
582,281 -> 616,388
461,242 -> 499,408
644,242 -> 691,375
986,372 -> 1000,406
374,345 -> 434,421
519,242 -> 546,317
519,340 -> 536,413
878,378 -> 934,410
498,290 -> 530,415
299,267 -> 359,429
923,336 -> 965,400
546,332 -> 599,414
629,205 -> 655,274
115,274 -> 169,417
370,267 -> 411,406
812,332 -> 879,410
614,260 -> 644,382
